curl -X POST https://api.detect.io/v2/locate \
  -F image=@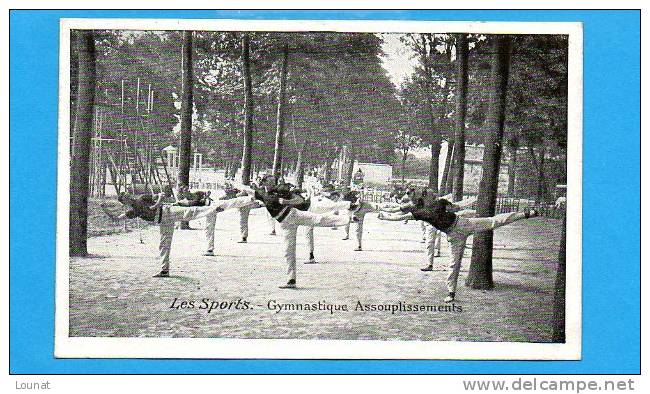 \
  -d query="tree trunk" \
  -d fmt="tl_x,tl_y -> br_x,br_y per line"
177,31 -> 193,188
527,145 -> 547,204
466,35 -> 512,290
428,140 -> 441,192
401,153 -> 408,183
295,144 -> 305,188
343,147 -> 356,186
240,34 -> 254,186
69,30 -> 96,257
177,31 -> 194,229
507,143 -> 518,196
272,43 -> 289,177
446,146 -> 456,195
70,30 -> 80,136
552,215 -> 567,342
537,146 -> 547,203
452,33 -> 469,202
440,140 -> 455,194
